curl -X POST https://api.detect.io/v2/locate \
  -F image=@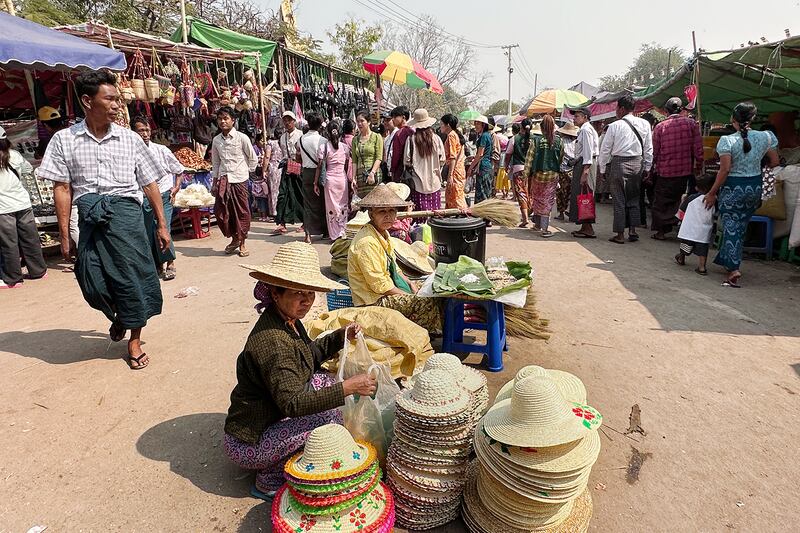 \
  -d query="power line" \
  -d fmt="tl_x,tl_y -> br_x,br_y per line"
511,56 -> 535,87
516,49 -> 538,86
